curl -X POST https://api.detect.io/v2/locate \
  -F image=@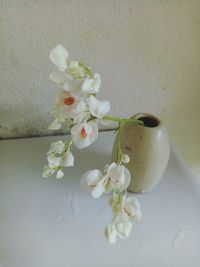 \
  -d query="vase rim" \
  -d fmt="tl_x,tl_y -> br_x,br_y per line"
133,113 -> 161,128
